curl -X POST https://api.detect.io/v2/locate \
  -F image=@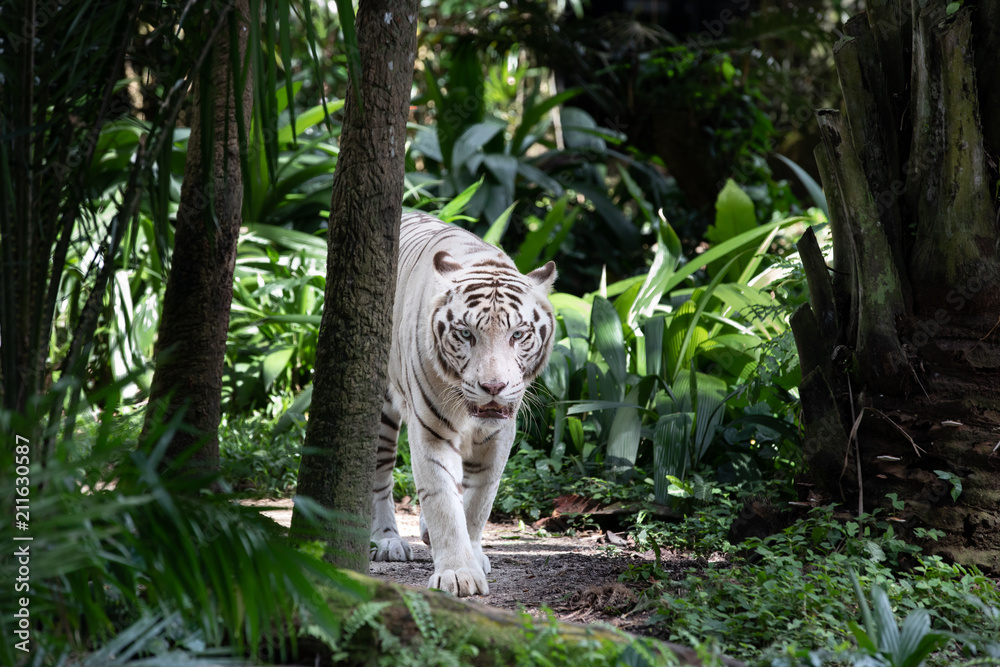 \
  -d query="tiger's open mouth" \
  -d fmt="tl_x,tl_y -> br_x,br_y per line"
469,401 -> 514,419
